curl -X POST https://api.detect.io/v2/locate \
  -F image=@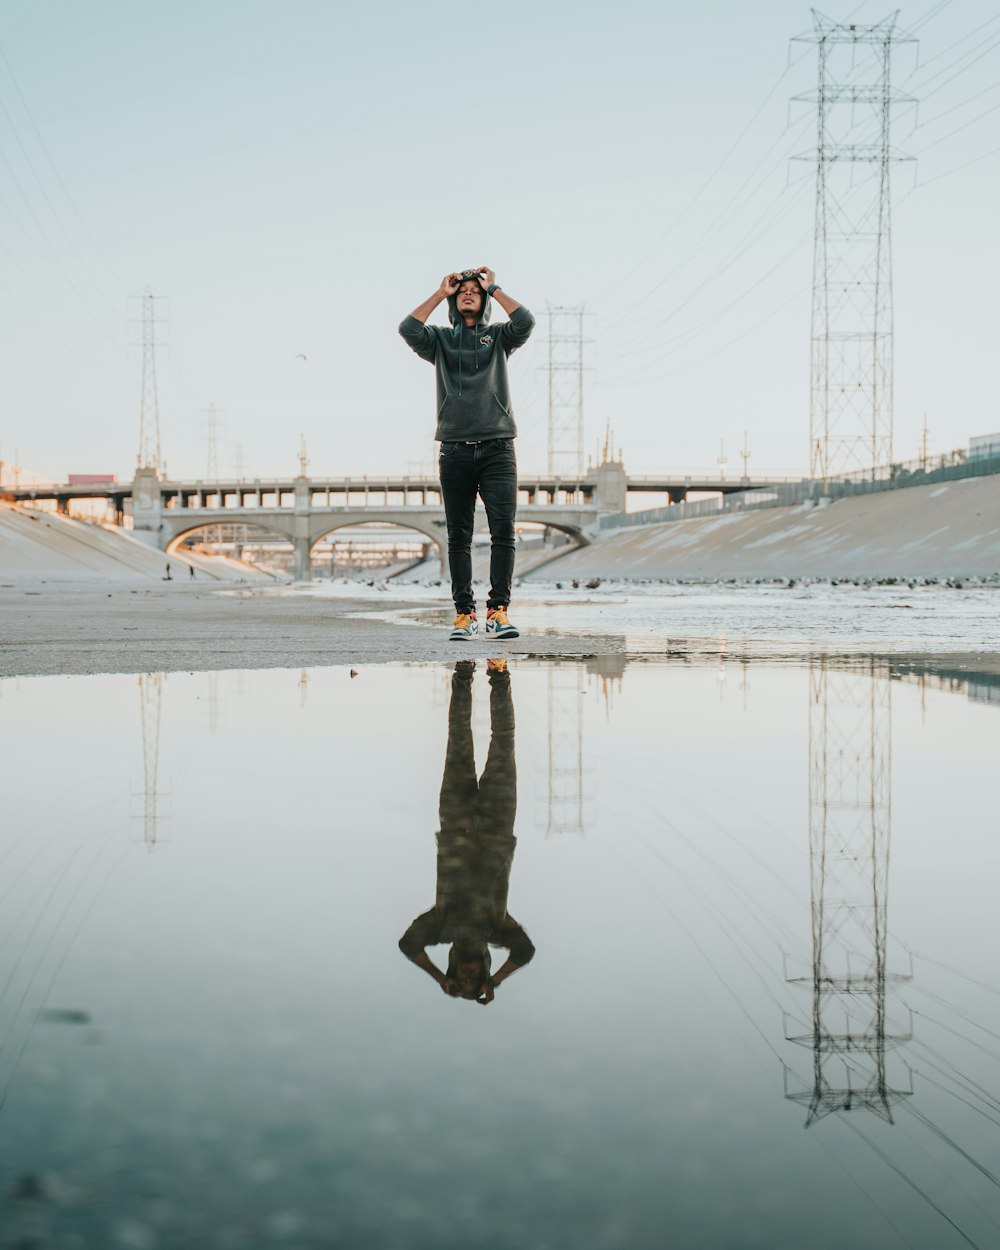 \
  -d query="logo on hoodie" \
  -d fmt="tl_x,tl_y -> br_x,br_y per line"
480,335 -> 492,347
